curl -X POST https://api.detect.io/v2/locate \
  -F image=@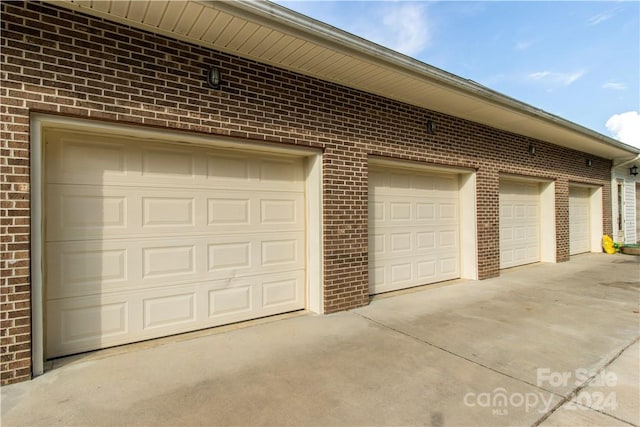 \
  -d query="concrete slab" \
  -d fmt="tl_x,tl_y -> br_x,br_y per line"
565,341 -> 640,426
539,405 -> 629,427
538,340 -> 640,427
356,254 -> 640,397
2,253 -> 638,426
1,313 -> 559,426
